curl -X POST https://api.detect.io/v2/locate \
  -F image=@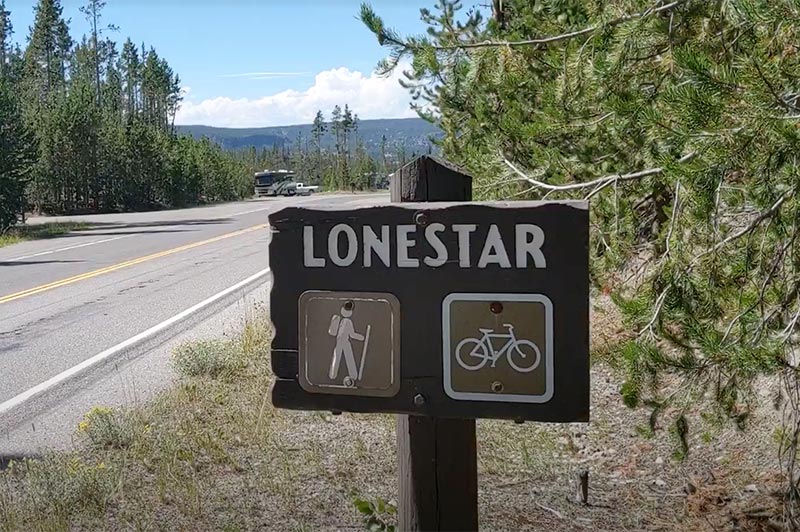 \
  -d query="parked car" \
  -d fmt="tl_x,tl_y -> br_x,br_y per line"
295,183 -> 320,196
274,182 -> 320,196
